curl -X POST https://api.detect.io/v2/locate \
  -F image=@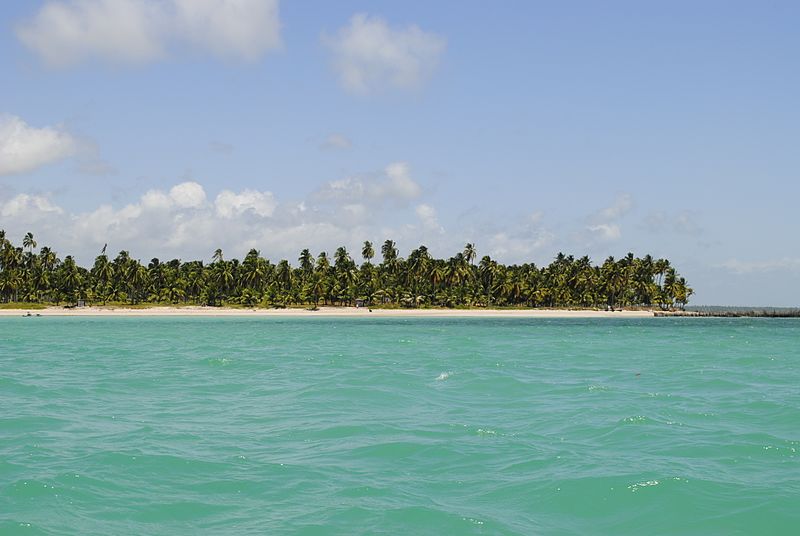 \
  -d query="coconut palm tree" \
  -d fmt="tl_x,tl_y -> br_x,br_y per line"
362,241 -> 374,265
381,240 -> 398,264
463,243 -> 476,265
0,230 -> 692,309
298,249 -> 314,274
23,232 -> 37,253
